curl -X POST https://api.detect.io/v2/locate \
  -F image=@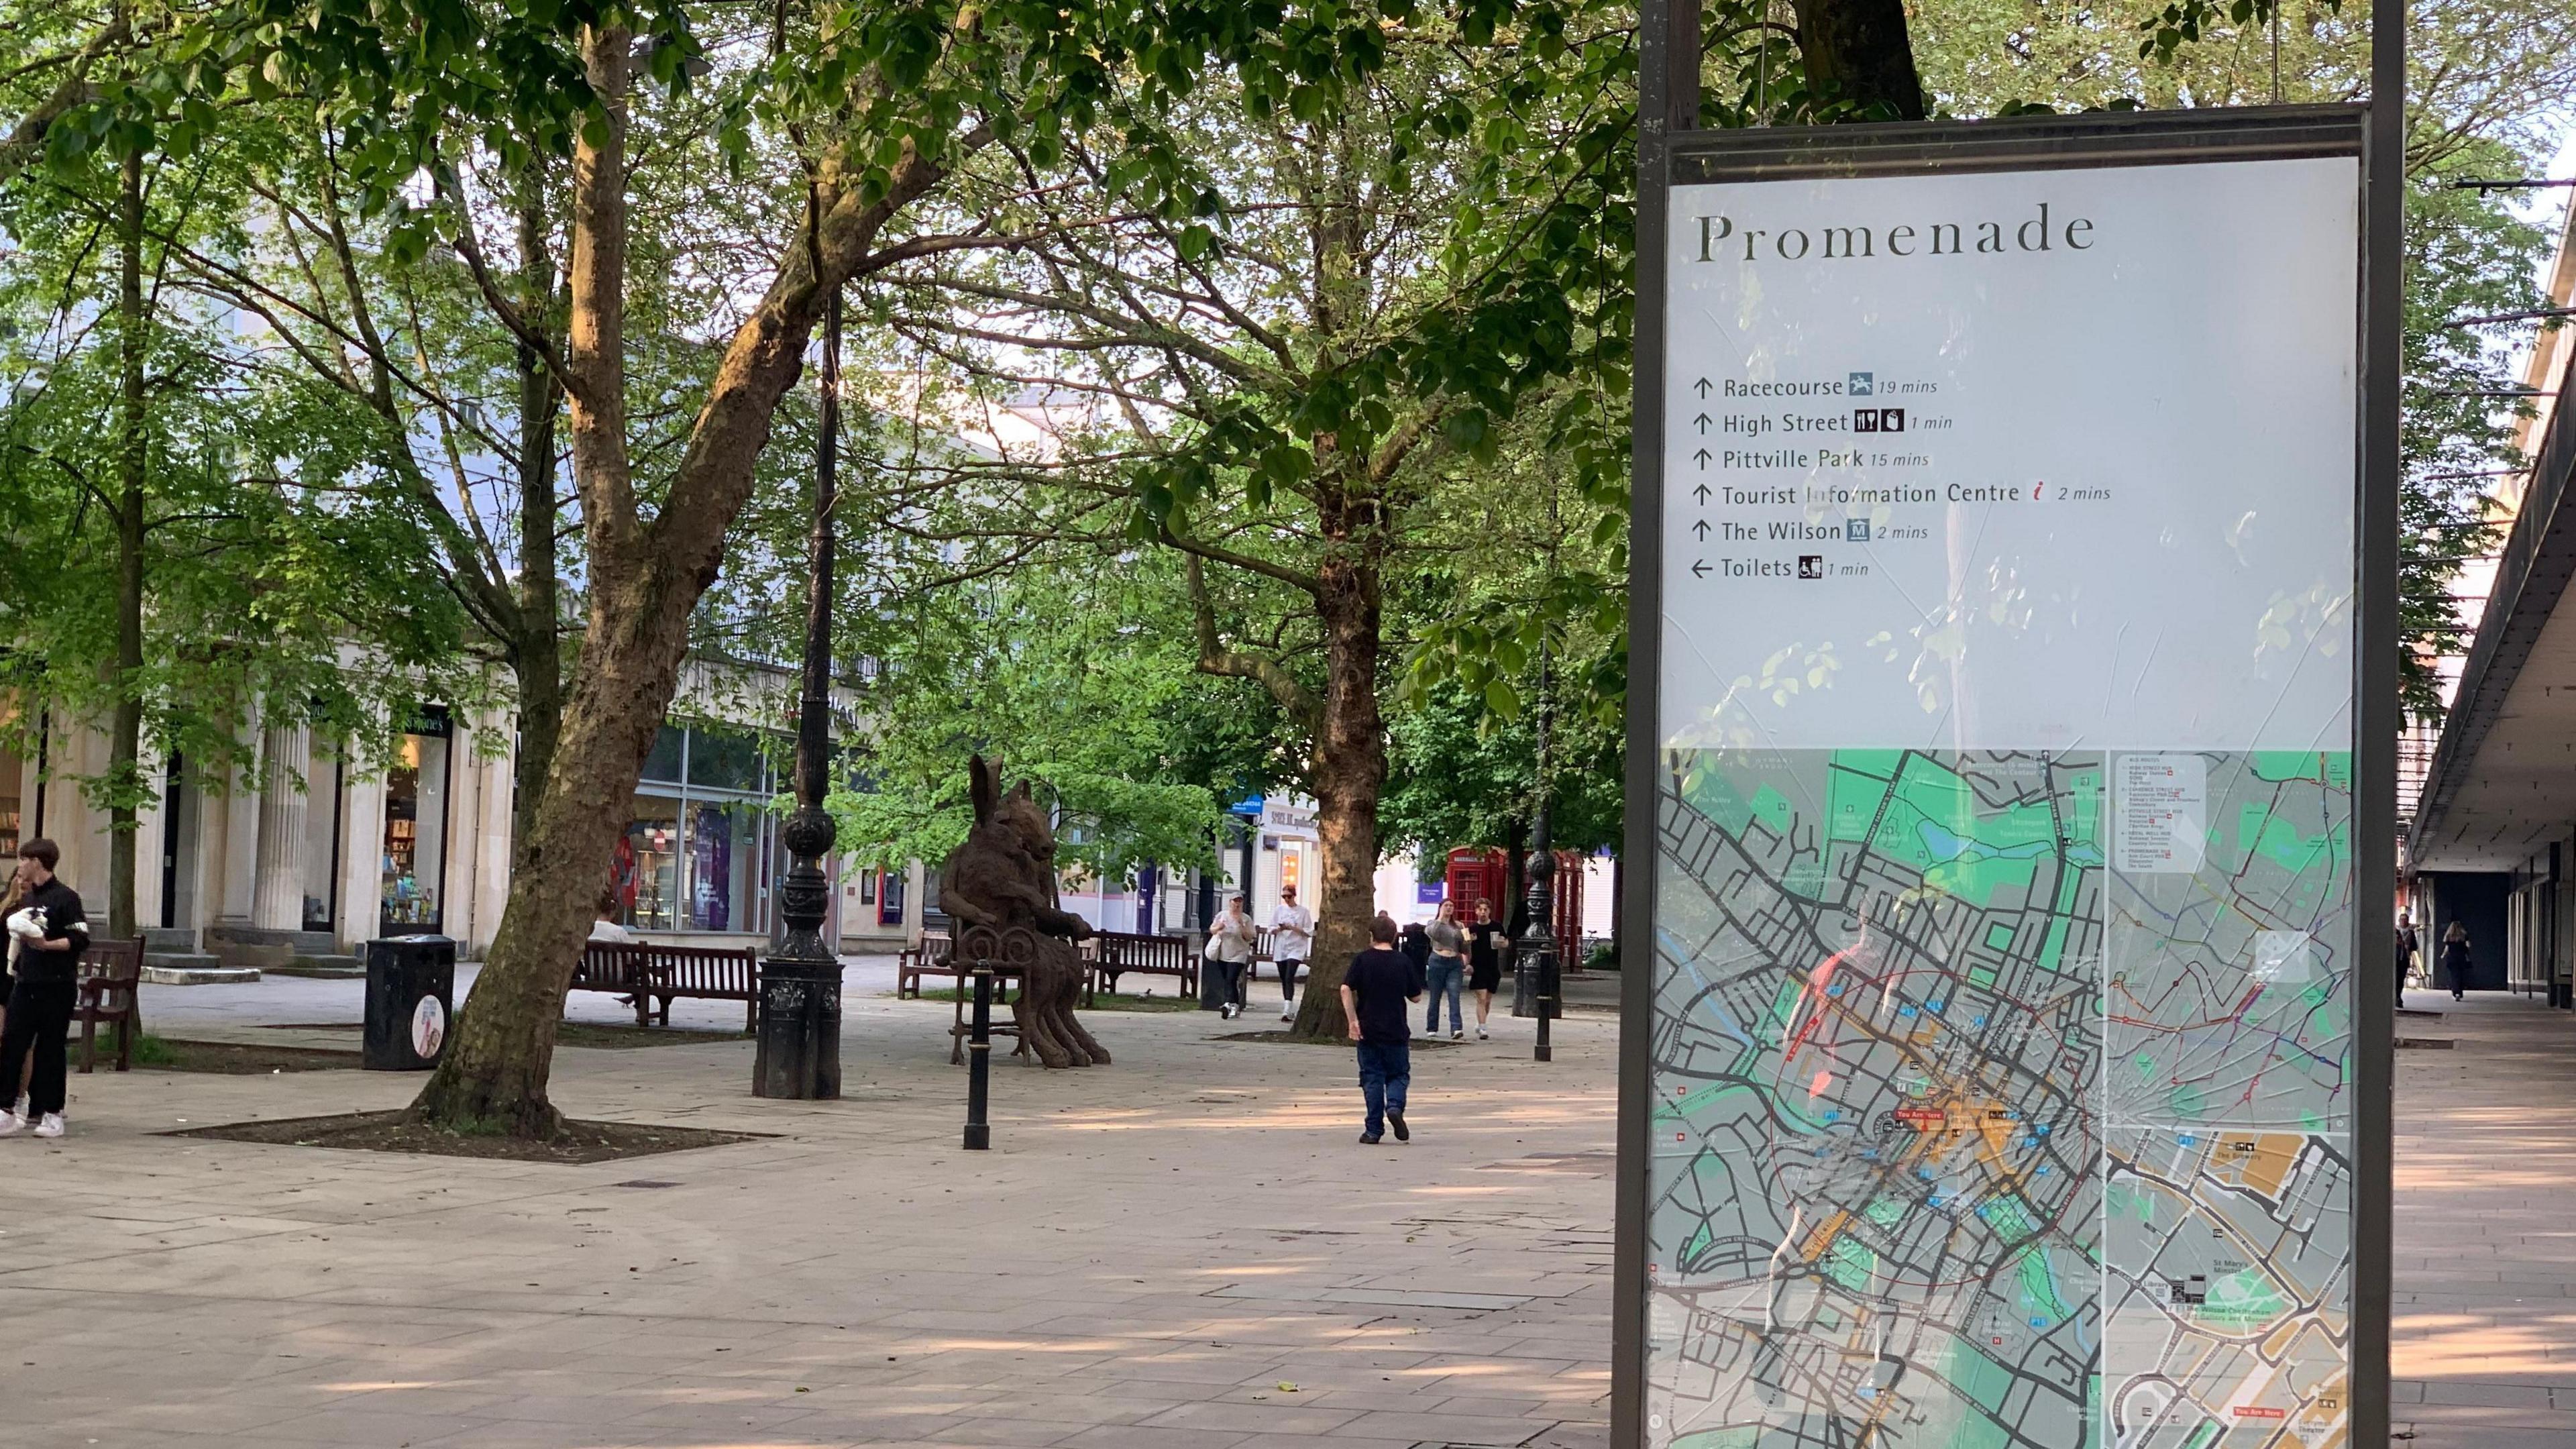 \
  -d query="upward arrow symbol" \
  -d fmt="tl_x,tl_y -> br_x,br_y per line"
1694,413 -> 1713,434
1692,519 -> 1711,539
1693,482 -> 1711,503
1693,447 -> 1713,467
1694,378 -> 1713,398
